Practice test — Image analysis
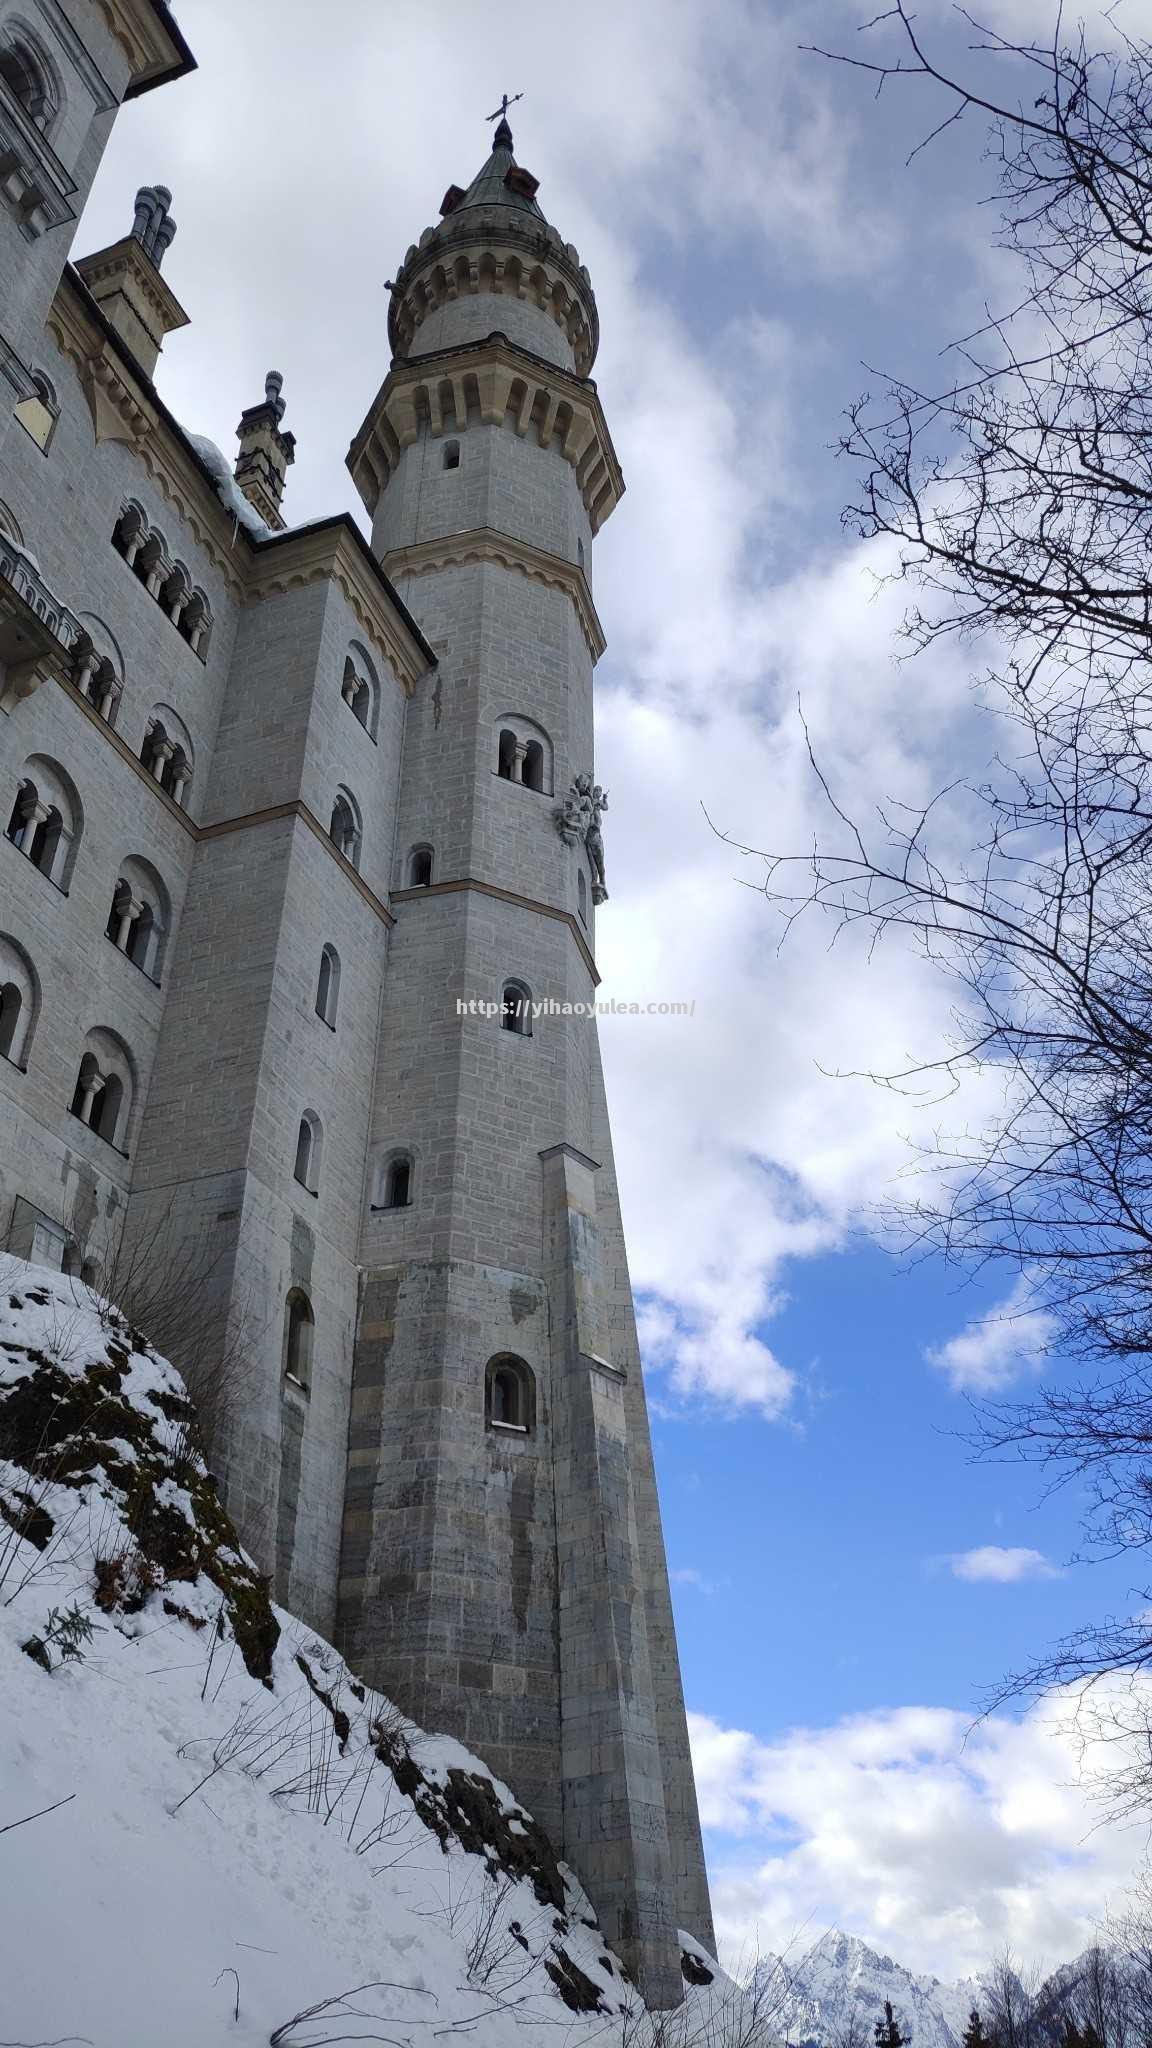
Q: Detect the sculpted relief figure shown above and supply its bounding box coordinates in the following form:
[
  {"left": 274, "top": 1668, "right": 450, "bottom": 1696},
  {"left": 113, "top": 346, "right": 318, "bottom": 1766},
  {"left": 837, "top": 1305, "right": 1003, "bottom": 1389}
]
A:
[{"left": 555, "top": 772, "right": 609, "bottom": 901}]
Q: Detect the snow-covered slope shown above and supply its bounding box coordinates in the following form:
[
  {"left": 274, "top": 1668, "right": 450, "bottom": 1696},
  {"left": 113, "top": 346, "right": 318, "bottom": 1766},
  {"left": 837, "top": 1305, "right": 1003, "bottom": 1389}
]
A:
[
  {"left": 0, "top": 1260, "right": 740, "bottom": 2048},
  {"left": 763, "top": 1931, "right": 984, "bottom": 2048}
]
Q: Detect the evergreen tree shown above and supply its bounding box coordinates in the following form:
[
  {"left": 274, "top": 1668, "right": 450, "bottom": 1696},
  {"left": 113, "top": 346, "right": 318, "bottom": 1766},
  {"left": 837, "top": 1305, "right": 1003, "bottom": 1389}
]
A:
[
  {"left": 964, "top": 2010, "right": 991, "bottom": 2048},
  {"left": 875, "top": 2003, "right": 910, "bottom": 2048}
]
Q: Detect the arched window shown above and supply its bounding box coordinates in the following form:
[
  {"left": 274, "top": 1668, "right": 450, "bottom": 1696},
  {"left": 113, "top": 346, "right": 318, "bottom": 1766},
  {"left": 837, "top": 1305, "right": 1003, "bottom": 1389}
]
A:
[
  {"left": 494, "top": 717, "right": 552, "bottom": 794},
  {"left": 68, "top": 1031, "right": 135, "bottom": 1150},
  {"left": 485, "top": 1355, "right": 535, "bottom": 1434},
  {"left": 407, "top": 845, "right": 433, "bottom": 888},
  {"left": 341, "top": 651, "right": 379, "bottom": 739},
  {"left": 95, "top": 1073, "right": 123, "bottom": 1142},
  {"left": 442, "top": 439, "right": 461, "bottom": 471},
  {"left": 112, "top": 502, "right": 146, "bottom": 566},
  {"left": 135, "top": 530, "right": 170, "bottom": 598},
  {"left": 81, "top": 1259, "right": 101, "bottom": 1289},
  {"left": 382, "top": 1154, "right": 412, "bottom": 1209},
  {"left": 294, "top": 1112, "right": 322, "bottom": 1194},
  {"left": 577, "top": 538, "right": 585, "bottom": 570},
  {"left": 161, "top": 562, "right": 192, "bottom": 629},
  {"left": 0, "top": 951, "right": 35, "bottom": 1069},
  {"left": 5, "top": 757, "right": 81, "bottom": 887},
  {"left": 141, "top": 711, "right": 193, "bottom": 809},
  {"left": 316, "top": 944, "right": 340, "bottom": 1026},
  {"left": 577, "top": 869, "right": 588, "bottom": 924},
  {"left": 104, "top": 858, "right": 170, "bottom": 979},
  {"left": 73, "top": 627, "right": 122, "bottom": 725},
  {"left": 181, "top": 590, "right": 211, "bottom": 657},
  {"left": 329, "top": 788, "right": 362, "bottom": 869},
  {"left": 283, "top": 1289, "right": 314, "bottom": 1391},
  {"left": 501, "top": 981, "right": 532, "bottom": 1036},
  {"left": 0, "top": 33, "right": 59, "bottom": 132},
  {"left": 0, "top": 981, "right": 21, "bottom": 1061}
]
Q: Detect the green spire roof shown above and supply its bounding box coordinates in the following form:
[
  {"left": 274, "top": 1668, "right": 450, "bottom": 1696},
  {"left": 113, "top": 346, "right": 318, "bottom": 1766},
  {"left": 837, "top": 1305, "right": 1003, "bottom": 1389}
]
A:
[{"left": 447, "top": 118, "right": 544, "bottom": 220}]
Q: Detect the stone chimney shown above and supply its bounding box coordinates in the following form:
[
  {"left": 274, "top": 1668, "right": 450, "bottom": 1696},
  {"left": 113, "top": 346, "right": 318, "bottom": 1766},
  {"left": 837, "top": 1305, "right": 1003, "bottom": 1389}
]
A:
[
  {"left": 74, "top": 185, "right": 189, "bottom": 380},
  {"left": 233, "top": 371, "right": 295, "bottom": 531}
]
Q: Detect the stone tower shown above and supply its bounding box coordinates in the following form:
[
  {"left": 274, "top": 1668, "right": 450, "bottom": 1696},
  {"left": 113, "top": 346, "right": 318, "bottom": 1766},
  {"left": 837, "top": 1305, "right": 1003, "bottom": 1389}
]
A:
[
  {"left": 0, "top": 1, "right": 712, "bottom": 2000},
  {"left": 337, "top": 118, "right": 714, "bottom": 2002}
]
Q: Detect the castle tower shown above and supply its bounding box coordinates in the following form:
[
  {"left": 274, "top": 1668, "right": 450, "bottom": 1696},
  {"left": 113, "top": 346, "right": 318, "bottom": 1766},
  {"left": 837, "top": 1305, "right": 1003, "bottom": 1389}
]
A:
[{"left": 339, "top": 115, "right": 714, "bottom": 2003}]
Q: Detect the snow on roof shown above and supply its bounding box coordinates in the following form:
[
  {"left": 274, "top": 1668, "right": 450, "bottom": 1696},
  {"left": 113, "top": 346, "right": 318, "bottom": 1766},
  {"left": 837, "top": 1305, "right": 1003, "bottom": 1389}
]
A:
[{"left": 186, "top": 431, "right": 276, "bottom": 541}]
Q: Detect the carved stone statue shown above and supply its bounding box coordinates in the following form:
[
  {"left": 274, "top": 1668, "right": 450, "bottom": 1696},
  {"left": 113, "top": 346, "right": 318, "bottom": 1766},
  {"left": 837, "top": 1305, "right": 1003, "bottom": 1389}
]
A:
[
  {"left": 554, "top": 772, "right": 609, "bottom": 901},
  {"left": 586, "top": 782, "right": 609, "bottom": 902}
]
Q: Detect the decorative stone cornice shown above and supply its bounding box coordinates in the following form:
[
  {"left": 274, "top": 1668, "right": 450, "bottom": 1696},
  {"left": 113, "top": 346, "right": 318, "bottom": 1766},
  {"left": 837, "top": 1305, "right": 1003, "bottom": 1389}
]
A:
[
  {"left": 47, "top": 277, "right": 247, "bottom": 597},
  {"left": 245, "top": 524, "right": 430, "bottom": 693},
  {"left": 390, "top": 875, "right": 599, "bottom": 984},
  {"left": 96, "top": 0, "right": 196, "bottom": 97},
  {"left": 390, "top": 231, "right": 597, "bottom": 377},
  {"left": 45, "top": 271, "right": 434, "bottom": 665},
  {"left": 383, "top": 525, "right": 606, "bottom": 665},
  {"left": 349, "top": 336, "right": 624, "bottom": 537}
]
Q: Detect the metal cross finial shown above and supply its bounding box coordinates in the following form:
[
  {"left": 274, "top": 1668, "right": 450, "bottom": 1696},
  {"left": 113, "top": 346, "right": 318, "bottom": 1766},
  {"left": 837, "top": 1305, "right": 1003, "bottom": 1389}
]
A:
[{"left": 487, "top": 92, "right": 523, "bottom": 124}]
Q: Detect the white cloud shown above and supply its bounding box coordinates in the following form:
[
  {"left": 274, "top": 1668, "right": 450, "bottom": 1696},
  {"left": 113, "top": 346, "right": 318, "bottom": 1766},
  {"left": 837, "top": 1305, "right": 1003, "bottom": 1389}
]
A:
[
  {"left": 926, "top": 1276, "right": 1057, "bottom": 1395},
  {"left": 671, "top": 1566, "right": 721, "bottom": 1595},
  {"left": 689, "top": 1686, "right": 1151, "bottom": 1980},
  {"left": 949, "top": 1547, "right": 1061, "bottom": 1584}
]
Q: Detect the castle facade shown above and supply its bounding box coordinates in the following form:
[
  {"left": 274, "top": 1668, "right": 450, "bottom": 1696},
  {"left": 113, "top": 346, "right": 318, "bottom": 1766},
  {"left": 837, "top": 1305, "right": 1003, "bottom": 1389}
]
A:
[{"left": 0, "top": 0, "right": 712, "bottom": 2002}]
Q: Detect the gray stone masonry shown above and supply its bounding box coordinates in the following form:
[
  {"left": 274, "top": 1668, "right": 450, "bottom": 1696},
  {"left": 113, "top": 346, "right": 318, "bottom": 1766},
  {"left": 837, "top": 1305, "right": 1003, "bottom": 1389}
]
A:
[{"left": 0, "top": 18, "right": 714, "bottom": 2004}]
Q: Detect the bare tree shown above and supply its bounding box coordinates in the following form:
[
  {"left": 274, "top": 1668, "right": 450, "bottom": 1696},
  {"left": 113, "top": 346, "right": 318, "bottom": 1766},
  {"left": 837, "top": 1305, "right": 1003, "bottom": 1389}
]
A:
[
  {"left": 983, "top": 1956, "right": 1044, "bottom": 2048},
  {"left": 742, "top": 7, "right": 1152, "bottom": 1740},
  {"left": 77, "top": 1197, "right": 262, "bottom": 1471}
]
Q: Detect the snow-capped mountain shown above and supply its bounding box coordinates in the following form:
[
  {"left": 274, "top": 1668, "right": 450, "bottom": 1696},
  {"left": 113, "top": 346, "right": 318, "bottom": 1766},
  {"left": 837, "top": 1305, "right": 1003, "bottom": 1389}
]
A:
[{"left": 763, "top": 1929, "right": 985, "bottom": 2048}]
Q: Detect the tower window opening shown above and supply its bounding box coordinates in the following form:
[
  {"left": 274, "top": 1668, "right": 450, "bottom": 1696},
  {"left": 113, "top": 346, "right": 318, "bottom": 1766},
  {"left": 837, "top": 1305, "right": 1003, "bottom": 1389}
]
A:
[
  {"left": 442, "top": 439, "right": 460, "bottom": 471},
  {"left": 342, "top": 657, "right": 377, "bottom": 736},
  {"left": 70, "top": 1056, "right": 124, "bottom": 1145},
  {"left": 316, "top": 944, "right": 340, "bottom": 1027},
  {"left": 69, "top": 1032, "right": 134, "bottom": 1149},
  {"left": 379, "top": 1155, "right": 412, "bottom": 1210},
  {"left": 501, "top": 981, "right": 532, "bottom": 1036},
  {"left": 407, "top": 845, "right": 433, "bottom": 888},
  {"left": 294, "top": 1112, "right": 322, "bottom": 1195},
  {"left": 6, "top": 761, "right": 80, "bottom": 887},
  {"left": 497, "top": 729, "right": 517, "bottom": 781},
  {"left": 522, "top": 741, "right": 544, "bottom": 793},
  {"left": 283, "top": 1289, "right": 314, "bottom": 1392},
  {"left": 577, "top": 869, "right": 588, "bottom": 924},
  {"left": 485, "top": 1354, "right": 535, "bottom": 1434},
  {"left": 329, "top": 789, "right": 362, "bottom": 869},
  {"left": 0, "top": 936, "right": 37, "bottom": 1067},
  {"left": 0, "top": 982, "right": 22, "bottom": 1062}
]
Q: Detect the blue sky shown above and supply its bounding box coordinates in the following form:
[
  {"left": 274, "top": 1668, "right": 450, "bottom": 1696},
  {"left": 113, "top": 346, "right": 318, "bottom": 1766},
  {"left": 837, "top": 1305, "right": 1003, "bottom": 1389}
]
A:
[{"left": 75, "top": 0, "right": 1152, "bottom": 1979}]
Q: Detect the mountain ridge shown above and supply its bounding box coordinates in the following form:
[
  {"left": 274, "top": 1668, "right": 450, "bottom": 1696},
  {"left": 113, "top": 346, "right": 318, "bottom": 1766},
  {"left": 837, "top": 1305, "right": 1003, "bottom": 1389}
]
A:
[{"left": 762, "top": 1927, "right": 996, "bottom": 2048}]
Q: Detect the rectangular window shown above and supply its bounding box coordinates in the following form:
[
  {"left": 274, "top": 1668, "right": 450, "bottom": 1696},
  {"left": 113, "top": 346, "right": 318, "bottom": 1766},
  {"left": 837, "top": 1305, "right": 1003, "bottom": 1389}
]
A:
[{"left": 13, "top": 393, "right": 56, "bottom": 453}]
